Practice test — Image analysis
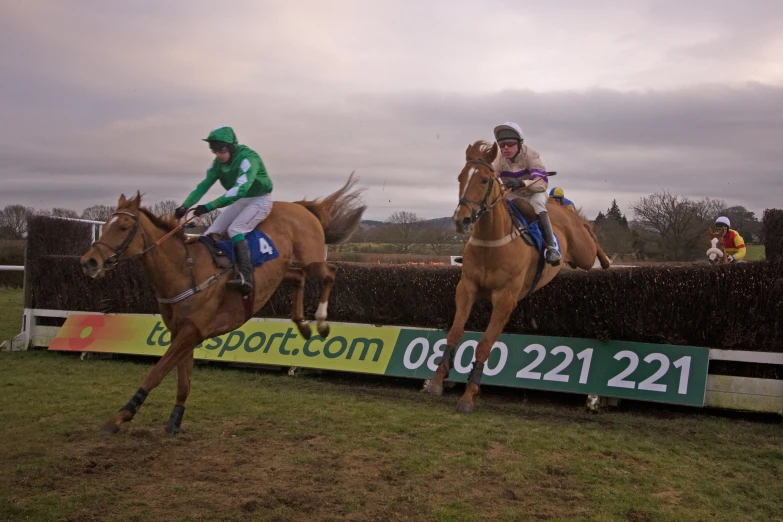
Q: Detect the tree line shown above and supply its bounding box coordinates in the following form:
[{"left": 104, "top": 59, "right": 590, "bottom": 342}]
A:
[
  {"left": 0, "top": 201, "right": 220, "bottom": 239},
  {"left": 0, "top": 191, "right": 764, "bottom": 261},
  {"left": 593, "top": 193, "right": 762, "bottom": 261}
]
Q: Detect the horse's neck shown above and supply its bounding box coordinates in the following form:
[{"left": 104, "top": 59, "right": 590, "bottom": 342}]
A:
[
  {"left": 472, "top": 199, "right": 512, "bottom": 241},
  {"left": 137, "top": 217, "right": 193, "bottom": 297}
]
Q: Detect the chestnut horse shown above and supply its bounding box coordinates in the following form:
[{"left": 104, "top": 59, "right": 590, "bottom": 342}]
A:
[
  {"left": 80, "top": 174, "right": 365, "bottom": 434},
  {"left": 423, "top": 141, "right": 611, "bottom": 412},
  {"left": 706, "top": 229, "right": 727, "bottom": 265}
]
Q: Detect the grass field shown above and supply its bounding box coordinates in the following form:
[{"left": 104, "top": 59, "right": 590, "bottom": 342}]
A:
[
  {"left": 745, "top": 244, "right": 766, "bottom": 261},
  {"left": 0, "top": 287, "right": 23, "bottom": 342},
  {"left": 1, "top": 350, "right": 782, "bottom": 522}
]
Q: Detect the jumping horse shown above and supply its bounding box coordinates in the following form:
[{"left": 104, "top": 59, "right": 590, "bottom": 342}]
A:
[
  {"left": 423, "top": 141, "right": 612, "bottom": 412},
  {"left": 80, "top": 174, "right": 366, "bottom": 433}
]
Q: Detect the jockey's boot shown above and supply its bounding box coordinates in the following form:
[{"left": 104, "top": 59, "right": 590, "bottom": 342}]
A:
[
  {"left": 538, "top": 211, "right": 561, "bottom": 266},
  {"left": 227, "top": 239, "right": 254, "bottom": 296}
]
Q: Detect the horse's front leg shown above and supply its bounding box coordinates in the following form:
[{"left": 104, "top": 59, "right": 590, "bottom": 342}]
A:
[
  {"left": 165, "top": 352, "right": 194, "bottom": 435},
  {"left": 102, "top": 325, "right": 201, "bottom": 434},
  {"left": 456, "top": 289, "right": 517, "bottom": 413},
  {"left": 423, "top": 278, "right": 477, "bottom": 396}
]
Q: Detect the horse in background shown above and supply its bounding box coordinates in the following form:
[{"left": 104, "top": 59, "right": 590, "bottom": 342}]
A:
[{"left": 706, "top": 228, "right": 727, "bottom": 265}]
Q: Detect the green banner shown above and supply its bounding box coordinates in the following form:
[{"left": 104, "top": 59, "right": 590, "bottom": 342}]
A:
[
  {"left": 386, "top": 330, "right": 709, "bottom": 406},
  {"left": 51, "top": 314, "right": 709, "bottom": 406}
]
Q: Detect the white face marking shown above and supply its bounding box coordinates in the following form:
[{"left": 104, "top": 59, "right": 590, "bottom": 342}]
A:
[{"left": 109, "top": 216, "right": 118, "bottom": 226}]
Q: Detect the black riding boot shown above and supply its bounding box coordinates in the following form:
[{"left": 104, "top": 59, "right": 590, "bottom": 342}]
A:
[
  {"left": 537, "top": 212, "right": 561, "bottom": 266},
  {"left": 227, "top": 239, "right": 254, "bottom": 296}
]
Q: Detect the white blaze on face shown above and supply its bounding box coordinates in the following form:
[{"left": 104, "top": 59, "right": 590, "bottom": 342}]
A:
[{"left": 455, "top": 168, "right": 479, "bottom": 214}]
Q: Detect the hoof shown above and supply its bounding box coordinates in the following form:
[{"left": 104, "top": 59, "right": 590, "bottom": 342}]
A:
[
  {"left": 422, "top": 380, "right": 443, "bottom": 396},
  {"left": 296, "top": 321, "right": 312, "bottom": 340},
  {"left": 100, "top": 422, "right": 120, "bottom": 435},
  {"left": 455, "top": 400, "right": 474, "bottom": 414},
  {"left": 165, "top": 424, "right": 184, "bottom": 435},
  {"left": 317, "top": 322, "right": 330, "bottom": 338}
]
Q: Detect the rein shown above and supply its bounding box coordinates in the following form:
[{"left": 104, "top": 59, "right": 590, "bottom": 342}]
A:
[{"left": 91, "top": 210, "right": 229, "bottom": 304}]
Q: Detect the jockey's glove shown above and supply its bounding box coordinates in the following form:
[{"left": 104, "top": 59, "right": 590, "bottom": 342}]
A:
[
  {"left": 728, "top": 255, "right": 735, "bottom": 263},
  {"left": 193, "top": 205, "right": 210, "bottom": 217},
  {"left": 174, "top": 206, "right": 187, "bottom": 219},
  {"left": 504, "top": 179, "right": 528, "bottom": 191}
]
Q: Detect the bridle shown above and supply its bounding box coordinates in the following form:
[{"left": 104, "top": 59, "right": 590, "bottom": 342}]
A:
[
  {"left": 91, "top": 211, "right": 196, "bottom": 272},
  {"left": 458, "top": 159, "right": 508, "bottom": 224}
]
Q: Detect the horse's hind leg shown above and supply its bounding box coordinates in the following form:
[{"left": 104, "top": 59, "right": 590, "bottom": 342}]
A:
[
  {"left": 303, "top": 261, "right": 337, "bottom": 338},
  {"left": 584, "top": 223, "right": 612, "bottom": 269},
  {"left": 456, "top": 289, "right": 516, "bottom": 414},
  {"left": 165, "top": 352, "right": 194, "bottom": 435},
  {"left": 101, "top": 325, "right": 200, "bottom": 434},
  {"left": 284, "top": 267, "right": 312, "bottom": 339}
]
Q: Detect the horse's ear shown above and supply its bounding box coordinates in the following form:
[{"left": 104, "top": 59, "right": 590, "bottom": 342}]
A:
[
  {"left": 465, "top": 144, "right": 472, "bottom": 160},
  {"left": 118, "top": 194, "right": 127, "bottom": 207}
]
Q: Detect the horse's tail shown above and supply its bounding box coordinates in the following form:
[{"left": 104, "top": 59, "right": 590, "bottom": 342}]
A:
[{"left": 294, "top": 172, "right": 367, "bottom": 245}]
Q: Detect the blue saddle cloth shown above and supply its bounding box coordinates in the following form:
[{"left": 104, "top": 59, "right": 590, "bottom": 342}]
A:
[
  {"left": 214, "top": 229, "right": 280, "bottom": 267},
  {"left": 506, "top": 201, "right": 561, "bottom": 255}
]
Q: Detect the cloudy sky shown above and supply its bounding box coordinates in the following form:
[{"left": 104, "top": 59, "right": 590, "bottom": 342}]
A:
[{"left": 1, "top": 0, "right": 782, "bottom": 221}]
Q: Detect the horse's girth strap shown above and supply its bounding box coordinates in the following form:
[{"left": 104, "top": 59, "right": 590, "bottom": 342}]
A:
[
  {"left": 156, "top": 268, "right": 232, "bottom": 304},
  {"left": 467, "top": 229, "right": 520, "bottom": 247}
]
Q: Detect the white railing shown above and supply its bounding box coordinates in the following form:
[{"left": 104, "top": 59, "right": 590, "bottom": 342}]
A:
[{"left": 45, "top": 216, "right": 105, "bottom": 242}]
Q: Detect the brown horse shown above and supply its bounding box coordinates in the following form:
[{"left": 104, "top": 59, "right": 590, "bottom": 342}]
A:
[
  {"left": 423, "top": 141, "right": 611, "bottom": 412},
  {"left": 80, "top": 174, "right": 365, "bottom": 434},
  {"left": 706, "top": 228, "right": 727, "bottom": 265}
]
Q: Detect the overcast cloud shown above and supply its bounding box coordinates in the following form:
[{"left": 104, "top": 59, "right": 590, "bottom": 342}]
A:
[{"left": 1, "top": 0, "right": 782, "bottom": 220}]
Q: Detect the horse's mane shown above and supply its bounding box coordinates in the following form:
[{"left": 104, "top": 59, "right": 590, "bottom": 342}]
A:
[
  {"left": 138, "top": 206, "right": 186, "bottom": 240},
  {"left": 465, "top": 140, "right": 496, "bottom": 162}
]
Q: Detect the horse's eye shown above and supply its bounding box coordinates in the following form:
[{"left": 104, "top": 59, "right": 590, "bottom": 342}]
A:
[
  {"left": 481, "top": 178, "right": 489, "bottom": 184},
  {"left": 119, "top": 224, "right": 129, "bottom": 232}
]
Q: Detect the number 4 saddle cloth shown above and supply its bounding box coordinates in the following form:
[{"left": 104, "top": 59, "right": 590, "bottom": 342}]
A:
[{"left": 199, "top": 229, "right": 279, "bottom": 269}]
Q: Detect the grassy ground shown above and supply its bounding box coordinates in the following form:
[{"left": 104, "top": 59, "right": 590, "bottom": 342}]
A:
[
  {"left": 1, "top": 351, "right": 781, "bottom": 522},
  {"left": 0, "top": 287, "right": 23, "bottom": 342},
  {"left": 745, "top": 244, "right": 766, "bottom": 261}
]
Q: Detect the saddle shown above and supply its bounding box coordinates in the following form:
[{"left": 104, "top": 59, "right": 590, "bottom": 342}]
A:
[
  {"left": 507, "top": 199, "right": 540, "bottom": 250},
  {"left": 197, "top": 234, "right": 233, "bottom": 270}
]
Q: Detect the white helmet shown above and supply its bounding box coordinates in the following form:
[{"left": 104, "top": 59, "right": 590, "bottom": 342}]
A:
[
  {"left": 715, "top": 216, "right": 731, "bottom": 228},
  {"left": 494, "top": 122, "right": 524, "bottom": 142}
]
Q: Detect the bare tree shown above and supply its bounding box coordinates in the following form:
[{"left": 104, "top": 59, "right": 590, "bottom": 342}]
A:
[
  {"left": 420, "top": 224, "right": 455, "bottom": 255},
  {"left": 198, "top": 209, "right": 221, "bottom": 227},
  {"left": 81, "top": 205, "right": 115, "bottom": 221},
  {"left": 51, "top": 208, "right": 79, "bottom": 218},
  {"left": 149, "top": 200, "right": 180, "bottom": 217},
  {"left": 0, "top": 205, "right": 34, "bottom": 238},
  {"left": 630, "top": 191, "right": 720, "bottom": 261},
  {"left": 384, "top": 211, "right": 424, "bottom": 253}
]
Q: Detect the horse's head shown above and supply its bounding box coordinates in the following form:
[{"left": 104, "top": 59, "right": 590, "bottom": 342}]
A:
[
  {"left": 706, "top": 228, "right": 725, "bottom": 265},
  {"left": 80, "top": 192, "right": 146, "bottom": 279},
  {"left": 453, "top": 140, "right": 501, "bottom": 234}
]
